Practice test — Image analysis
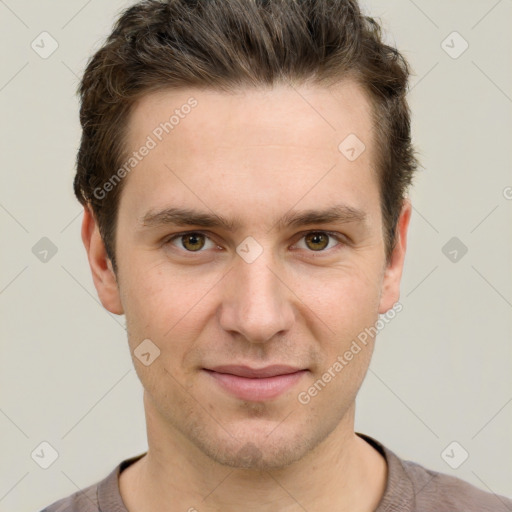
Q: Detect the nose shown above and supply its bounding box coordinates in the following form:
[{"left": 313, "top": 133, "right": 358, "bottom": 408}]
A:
[{"left": 217, "top": 250, "right": 295, "bottom": 344}]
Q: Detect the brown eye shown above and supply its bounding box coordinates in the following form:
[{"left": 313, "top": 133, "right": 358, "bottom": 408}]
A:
[
  {"left": 165, "top": 231, "right": 219, "bottom": 255},
  {"left": 180, "top": 233, "right": 206, "bottom": 251},
  {"left": 304, "top": 232, "right": 330, "bottom": 251}
]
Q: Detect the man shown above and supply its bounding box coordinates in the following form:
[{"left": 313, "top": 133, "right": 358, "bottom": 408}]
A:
[{"left": 41, "top": 0, "right": 511, "bottom": 510}]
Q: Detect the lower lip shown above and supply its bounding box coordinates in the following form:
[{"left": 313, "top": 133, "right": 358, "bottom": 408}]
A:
[{"left": 204, "top": 370, "right": 307, "bottom": 402}]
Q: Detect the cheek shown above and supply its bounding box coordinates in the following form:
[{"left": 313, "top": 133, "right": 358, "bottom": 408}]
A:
[
  {"left": 121, "top": 272, "right": 169, "bottom": 338},
  {"left": 292, "top": 261, "right": 383, "bottom": 341},
  {"left": 300, "top": 271, "right": 380, "bottom": 406},
  {"left": 121, "top": 271, "right": 200, "bottom": 398},
  {"left": 120, "top": 260, "right": 215, "bottom": 362},
  {"left": 340, "top": 273, "right": 382, "bottom": 335}
]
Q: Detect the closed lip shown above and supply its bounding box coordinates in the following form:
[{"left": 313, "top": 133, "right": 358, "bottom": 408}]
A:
[{"left": 204, "top": 365, "right": 305, "bottom": 378}]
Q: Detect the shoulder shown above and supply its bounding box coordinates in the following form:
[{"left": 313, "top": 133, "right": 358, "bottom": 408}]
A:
[
  {"left": 37, "top": 453, "right": 146, "bottom": 512},
  {"left": 358, "top": 433, "right": 512, "bottom": 512},
  {"left": 398, "top": 455, "right": 512, "bottom": 511},
  {"left": 38, "top": 482, "right": 100, "bottom": 512}
]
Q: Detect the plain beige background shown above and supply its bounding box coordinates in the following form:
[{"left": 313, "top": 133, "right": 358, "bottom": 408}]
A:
[{"left": 0, "top": 1, "right": 511, "bottom": 511}]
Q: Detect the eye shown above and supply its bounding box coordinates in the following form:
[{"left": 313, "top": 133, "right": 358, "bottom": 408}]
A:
[
  {"left": 166, "top": 232, "right": 217, "bottom": 252},
  {"left": 294, "top": 231, "right": 345, "bottom": 253},
  {"left": 164, "top": 230, "right": 345, "bottom": 254}
]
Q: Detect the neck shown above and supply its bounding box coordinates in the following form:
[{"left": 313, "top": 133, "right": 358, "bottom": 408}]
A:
[{"left": 120, "top": 396, "right": 387, "bottom": 512}]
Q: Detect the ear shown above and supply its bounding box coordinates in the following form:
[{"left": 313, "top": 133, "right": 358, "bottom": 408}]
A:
[
  {"left": 81, "top": 206, "right": 124, "bottom": 315},
  {"left": 378, "top": 198, "right": 412, "bottom": 314}
]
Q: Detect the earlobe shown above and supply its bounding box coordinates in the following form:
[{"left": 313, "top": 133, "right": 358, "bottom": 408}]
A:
[
  {"left": 378, "top": 198, "right": 412, "bottom": 315},
  {"left": 81, "top": 206, "right": 124, "bottom": 315}
]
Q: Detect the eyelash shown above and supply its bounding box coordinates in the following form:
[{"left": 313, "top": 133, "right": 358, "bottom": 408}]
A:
[{"left": 163, "top": 230, "right": 347, "bottom": 256}]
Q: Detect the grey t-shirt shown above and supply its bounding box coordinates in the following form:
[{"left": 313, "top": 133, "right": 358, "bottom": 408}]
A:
[{"left": 40, "top": 433, "right": 512, "bottom": 512}]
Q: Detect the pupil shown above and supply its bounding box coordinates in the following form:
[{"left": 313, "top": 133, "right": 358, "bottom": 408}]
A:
[
  {"left": 308, "top": 233, "right": 327, "bottom": 251},
  {"left": 184, "top": 234, "right": 203, "bottom": 251}
]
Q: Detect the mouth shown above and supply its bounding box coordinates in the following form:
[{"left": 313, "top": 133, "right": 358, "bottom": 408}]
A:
[{"left": 202, "top": 365, "right": 308, "bottom": 402}]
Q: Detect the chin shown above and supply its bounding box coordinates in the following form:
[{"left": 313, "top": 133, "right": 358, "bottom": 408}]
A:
[
  {"left": 190, "top": 421, "right": 323, "bottom": 471},
  {"left": 207, "top": 441, "right": 306, "bottom": 471}
]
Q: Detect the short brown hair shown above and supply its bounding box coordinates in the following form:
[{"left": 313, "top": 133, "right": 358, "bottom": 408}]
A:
[{"left": 75, "top": 0, "right": 419, "bottom": 272}]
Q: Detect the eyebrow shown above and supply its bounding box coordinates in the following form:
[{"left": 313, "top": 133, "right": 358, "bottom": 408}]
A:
[{"left": 139, "top": 204, "right": 367, "bottom": 232}]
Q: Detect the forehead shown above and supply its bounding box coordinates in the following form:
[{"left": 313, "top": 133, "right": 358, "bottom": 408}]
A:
[
  {"left": 127, "top": 80, "right": 374, "bottom": 157},
  {"left": 119, "top": 80, "right": 379, "bottom": 229}
]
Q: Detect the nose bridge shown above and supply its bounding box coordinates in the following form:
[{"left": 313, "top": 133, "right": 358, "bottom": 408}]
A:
[{"left": 218, "top": 245, "right": 294, "bottom": 344}]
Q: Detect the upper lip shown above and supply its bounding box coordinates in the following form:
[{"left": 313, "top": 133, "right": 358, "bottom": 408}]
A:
[{"left": 205, "top": 365, "right": 304, "bottom": 378}]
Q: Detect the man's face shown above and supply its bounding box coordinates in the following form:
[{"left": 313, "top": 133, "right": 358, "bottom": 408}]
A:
[{"left": 87, "top": 80, "right": 409, "bottom": 470}]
